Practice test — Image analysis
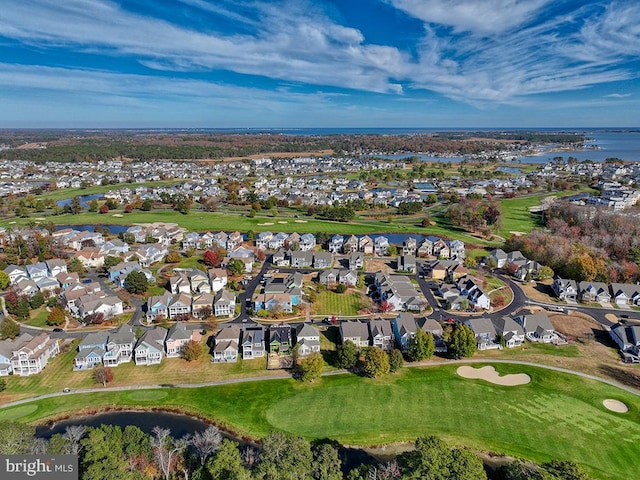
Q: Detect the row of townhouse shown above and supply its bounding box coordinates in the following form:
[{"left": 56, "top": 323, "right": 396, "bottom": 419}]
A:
[
  {"left": 107, "top": 260, "right": 155, "bottom": 287},
  {"left": 552, "top": 277, "right": 640, "bottom": 306},
  {"left": 255, "top": 232, "right": 317, "bottom": 251},
  {"left": 182, "top": 230, "right": 243, "bottom": 251},
  {"left": 374, "top": 272, "right": 429, "bottom": 312},
  {"left": 328, "top": 235, "right": 389, "bottom": 256},
  {"left": 339, "top": 314, "right": 446, "bottom": 353},
  {"left": 124, "top": 223, "right": 186, "bottom": 246},
  {"left": 488, "top": 249, "right": 542, "bottom": 281},
  {"left": 51, "top": 228, "right": 105, "bottom": 251},
  {"left": 438, "top": 275, "right": 491, "bottom": 311},
  {"left": 5, "top": 259, "right": 69, "bottom": 297},
  {"left": 251, "top": 272, "right": 303, "bottom": 313},
  {"left": 464, "top": 313, "right": 561, "bottom": 350},
  {"left": 74, "top": 322, "right": 196, "bottom": 369},
  {"left": 0, "top": 332, "right": 60, "bottom": 376},
  {"left": 212, "top": 323, "right": 321, "bottom": 363},
  {"left": 272, "top": 249, "right": 333, "bottom": 269},
  {"left": 168, "top": 268, "right": 228, "bottom": 295},
  {"left": 146, "top": 289, "right": 237, "bottom": 322},
  {"left": 74, "top": 242, "right": 168, "bottom": 271}
]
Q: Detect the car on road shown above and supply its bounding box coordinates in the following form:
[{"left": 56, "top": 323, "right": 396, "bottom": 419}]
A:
[
  {"left": 621, "top": 314, "right": 629, "bottom": 319},
  {"left": 52, "top": 328, "right": 64, "bottom": 332},
  {"left": 62, "top": 388, "right": 71, "bottom": 393}
]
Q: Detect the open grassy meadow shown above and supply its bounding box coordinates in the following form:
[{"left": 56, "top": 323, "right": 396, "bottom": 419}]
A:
[
  {"left": 310, "top": 290, "right": 369, "bottom": 316},
  {"left": 0, "top": 364, "right": 638, "bottom": 479}
]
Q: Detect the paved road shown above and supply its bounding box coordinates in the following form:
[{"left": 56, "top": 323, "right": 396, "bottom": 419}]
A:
[{"left": 1, "top": 358, "right": 637, "bottom": 411}]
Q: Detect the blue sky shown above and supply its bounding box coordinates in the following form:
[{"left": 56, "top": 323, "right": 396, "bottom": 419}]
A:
[{"left": 0, "top": 0, "right": 639, "bottom": 128}]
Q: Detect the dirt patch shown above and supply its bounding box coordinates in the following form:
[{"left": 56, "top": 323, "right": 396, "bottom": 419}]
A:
[
  {"left": 549, "top": 312, "right": 603, "bottom": 341},
  {"left": 602, "top": 399, "right": 629, "bottom": 413},
  {"left": 519, "top": 281, "right": 558, "bottom": 304},
  {"left": 456, "top": 365, "right": 531, "bottom": 386},
  {"left": 365, "top": 259, "right": 394, "bottom": 274}
]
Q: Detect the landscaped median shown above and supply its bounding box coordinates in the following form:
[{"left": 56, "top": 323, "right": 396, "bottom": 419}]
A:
[{"left": 0, "top": 363, "right": 638, "bottom": 480}]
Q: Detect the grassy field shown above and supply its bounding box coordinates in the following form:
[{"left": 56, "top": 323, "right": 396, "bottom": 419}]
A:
[
  {"left": 310, "top": 290, "right": 368, "bottom": 316},
  {"left": 22, "top": 306, "right": 50, "bottom": 328},
  {"left": 1, "top": 364, "right": 638, "bottom": 479}
]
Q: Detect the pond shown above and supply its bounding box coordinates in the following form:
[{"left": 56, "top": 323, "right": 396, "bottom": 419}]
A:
[
  {"left": 56, "top": 194, "right": 105, "bottom": 209},
  {"left": 55, "top": 224, "right": 130, "bottom": 235}
]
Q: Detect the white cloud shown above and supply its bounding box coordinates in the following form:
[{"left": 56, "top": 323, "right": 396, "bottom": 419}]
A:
[
  {"left": 604, "top": 93, "right": 631, "bottom": 98},
  {"left": 389, "top": 0, "right": 551, "bottom": 35}
]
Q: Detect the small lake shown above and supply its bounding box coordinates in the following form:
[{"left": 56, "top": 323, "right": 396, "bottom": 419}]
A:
[
  {"left": 56, "top": 193, "right": 104, "bottom": 209},
  {"left": 55, "top": 224, "right": 129, "bottom": 235},
  {"left": 495, "top": 166, "right": 522, "bottom": 174}
]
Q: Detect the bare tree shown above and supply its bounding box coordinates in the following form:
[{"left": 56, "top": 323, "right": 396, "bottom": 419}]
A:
[
  {"left": 62, "top": 425, "right": 86, "bottom": 455},
  {"left": 30, "top": 437, "right": 48, "bottom": 455},
  {"left": 241, "top": 445, "right": 260, "bottom": 470},
  {"left": 151, "top": 427, "right": 191, "bottom": 480},
  {"left": 191, "top": 426, "right": 222, "bottom": 466}
]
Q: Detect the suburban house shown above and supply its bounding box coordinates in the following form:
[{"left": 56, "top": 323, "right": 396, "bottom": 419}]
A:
[
  {"left": 169, "top": 274, "right": 191, "bottom": 295},
  {"left": 342, "top": 235, "right": 359, "bottom": 253},
  {"left": 146, "top": 293, "right": 172, "bottom": 322},
  {"left": 0, "top": 341, "right": 13, "bottom": 376},
  {"left": 134, "top": 327, "right": 168, "bottom": 366},
  {"left": 514, "top": 313, "right": 559, "bottom": 344},
  {"left": 465, "top": 318, "right": 500, "bottom": 350},
  {"left": 340, "top": 320, "right": 370, "bottom": 349},
  {"left": 369, "top": 319, "right": 394, "bottom": 351},
  {"left": 421, "top": 318, "right": 447, "bottom": 352},
  {"left": 45, "top": 259, "right": 67, "bottom": 278},
  {"left": 213, "top": 289, "right": 236, "bottom": 317},
  {"left": 488, "top": 248, "right": 508, "bottom": 268},
  {"left": 103, "top": 324, "right": 136, "bottom": 367},
  {"left": 168, "top": 293, "right": 192, "bottom": 319},
  {"left": 226, "top": 231, "right": 243, "bottom": 251},
  {"left": 313, "top": 252, "right": 333, "bottom": 269},
  {"left": 610, "top": 283, "right": 640, "bottom": 306},
  {"left": 348, "top": 252, "right": 364, "bottom": 270},
  {"left": 268, "top": 325, "right": 293, "bottom": 355},
  {"left": 295, "top": 323, "right": 321, "bottom": 356},
  {"left": 213, "top": 325, "right": 240, "bottom": 363},
  {"left": 74, "top": 248, "right": 105, "bottom": 269},
  {"left": 359, "top": 235, "right": 374, "bottom": 254},
  {"left": 374, "top": 272, "right": 428, "bottom": 312},
  {"left": 208, "top": 268, "right": 228, "bottom": 293},
  {"left": 74, "top": 331, "right": 108, "bottom": 370},
  {"left": 290, "top": 251, "right": 313, "bottom": 268},
  {"left": 447, "top": 240, "right": 466, "bottom": 260},
  {"left": 397, "top": 254, "right": 417, "bottom": 273},
  {"left": 403, "top": 237, "right": 418, "bottom": 256},
  {"left": 578, "top": 281, "right": 612, "bottom": 303},
  {"left": 552, "top": 277, "right": 578, "bottom": 301},
  {"left": 374, "top": 236, "right": 389, "bottom": 256},
  {"left": 299, "top": 233, "right": 317, "bottom": 251},
  {"left": 4, "top": 265, "right": 27, "bottom": 284},
  {"left": 328, "top": 234, "right": 344, "bottom": 253},
  {"left": 493, "top": 317, "right": 525, "bottom": 348},
  {"left": 242, "top": 327, "right": 265, "bottom": 359},
  {"left": 192, "top": 292, "right": 214, "bottom": 318},
  {"left": 255, "top": 231, "right": 273, "bottom": 250},
  {"left": 392, "top": 312, "right": 417, "bottom": 352},
  {"left": 9, "top": 332, "right": 60, "bottom": 376},
  {"left": 78, "top": 295, "right": 124, "bottom": 322},
  {"left": 609, "top": 322, "right": 640, "bottom": 362},
  {"left": 165, "top": 322, "right": 193, "bottom": 358}
]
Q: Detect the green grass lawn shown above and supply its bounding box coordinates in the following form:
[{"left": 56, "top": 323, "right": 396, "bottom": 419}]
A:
[
  {"left": 311, "top": 289, "right": 367, "bottom": 316},
  {"left": 22, "top": 306, "right": 50, "bottom": 328},
  {"left": 1, "top": 364, "right": 638, "bottom": 479}
]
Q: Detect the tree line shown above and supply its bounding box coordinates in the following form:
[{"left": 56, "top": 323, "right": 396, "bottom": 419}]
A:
[{"left": 0, "top": 421, "right": 591, "bottom": 480}]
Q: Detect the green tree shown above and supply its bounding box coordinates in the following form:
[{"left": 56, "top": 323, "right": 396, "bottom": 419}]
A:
[
  {"left": 67, "top": 257, "right": 86, "bottom": 274},
  {"left": 80, "top": 425, "right": 131, "bottom": 480},
  {"left": 537, "top": 265, "right": 554, "bottom": 281},
  {"left": 312, "top": 442, "right": 343, "bottom": 480},
  {"left": 0, "top": 317, "right": 21, "bottom": 340},
  {"left": 295, "top": 352, "right": 324, "bottom": 382},
  {"left": 0, "top": 421, "right": 36, "bottom": 454},
  {"left": 124, "top": 270, "right": 148, "bottom": 295},
  {"left": 448, "top": 324, "right": 477, "bottom": 359},
  {"left": 336, "top": 340, "right": 358, "bottom": 369},
  {"left": 398, "top": 436, "right": 453, "bottom": 480},
  {"left": 206, "top": 439, "right": 250, "bottom": 480},
  {"left": 0, "top": 270, "right": 10, "bottom": 290},
  {"left": 70, "top": 196, "right": 83, "bottom": 215},
  {"left": 388, "top": 348, "right": 404, "bottom": 373},
  {"left": 361, "top": 346, "right": 390, "bottom": 378},
  {"left": 335, "top": 283, "right": 347, "bottom": 293},
  {"left": 182, "top": 340, "right": 203, "bottom": 361},
  {"left": 28, "top": 291, "right": 45, "bottom": 309},
  {"left": 103, "top": 255, "right": 122, "bottom": 271},
  {"left": 407, "top": 329, "right": 435, "bottom": 361},
  {"left": 165, "top": 251, "right": 181, "bottom": 263},
  {"left": 542, "top": 460, "right": 591, "bottom": 480},
  {"left": 449, "top": 448, "right": 487, "bottom": 480},
  {"left": 141, "top": 198, "right": 153, "bottom": 211},
  {"left": 93, "top": 365, "right": 114, "bottom": 387},
  {"left": 254, "top": 432, "right": 313, "bottom": 480},
  {"left": 88, "top": 199, "right": 99, "bottom": 212},
  {"left": 227, "top": 258, "right": 245, "bottom": 276}
]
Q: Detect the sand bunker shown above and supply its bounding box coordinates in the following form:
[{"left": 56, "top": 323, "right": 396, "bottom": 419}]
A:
[
  {"left": 278, "top": 221, "right": 288, "bottom": 224},
  {"left": 294, "top": 220, "right": 308, "bottom": 223},
  {"left": 257, "top": 222, "right": 274, "bottom": 226},
  {"left": 457, "top": 365, "right": 531, "bottom": 386},
  {"left": 603, "top": 399, "right": 629, "bottom": 413},
  {"left": 112, "top": 214, "right": 123, "bottom": 217}
]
